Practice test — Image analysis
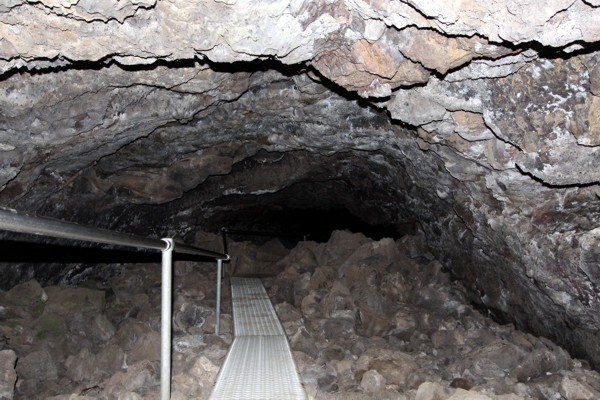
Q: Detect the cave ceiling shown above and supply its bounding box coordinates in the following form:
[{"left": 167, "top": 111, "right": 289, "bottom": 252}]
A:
[{"left": 1, "top": 0, "right": 600, "bottom": 369}]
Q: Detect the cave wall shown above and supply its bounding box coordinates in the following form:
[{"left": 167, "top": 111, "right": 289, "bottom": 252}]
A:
[{"left": 1, "top": 0, "right": 600, "bottom": 369}]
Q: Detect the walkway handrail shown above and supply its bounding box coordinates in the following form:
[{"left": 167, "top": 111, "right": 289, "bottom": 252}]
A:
[
  {"left": 0, "top": 207, "right": 228, "bottom": 260},
  {"left": 0, "top": 207, "right": 229, "bottom": 400}
]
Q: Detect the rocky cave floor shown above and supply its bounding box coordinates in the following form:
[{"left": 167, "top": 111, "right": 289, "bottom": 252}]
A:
[{"left": 1, "top": 230, "right": 599, "bottom": 400}]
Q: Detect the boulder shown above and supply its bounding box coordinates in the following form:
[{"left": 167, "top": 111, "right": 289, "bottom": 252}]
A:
[
  {"left": 396, "top": 232, "right": 435, "bottom": 261},
  {"left": 281, "top": 244, "right": 319, "bottom": 274},
  {"left": 196, "top": 334, "right": 230, "bottom": 363},
  {"left": 320, "top": 281, "right": 355, "bottom": 321},
  {"left": 350, "top": 285, "right": 384, "bottom": 312},
  {"left": 328, "top": 359, "right": 356, "bottom": 391},
  {"left": 446, "top": 389, "right": 492, "bottom": 399},
  {"left": 109, "top": 265, "right": 161, "bottom": 304},
  {"left": 95, "top": 344, "right": 126, "bottom": 376},
  {"left": 559, "top": 376, "right": 600, "bottom": 400},
  {"left": 390, "top": 307, "right": 418, "bottom": 339},
  {"left": 323, "top": 318, "right": 356, "bottom": 340},
  {"left": 16, "top": 350, "right": 58, "bottom": 381},
  {"left": 190, "top": 356, "right": 220, "bottom": 385},
  {"left": 356, "top": 305, "right": 395, "bottom": 338},
  {"left": 0, "top": 350, "right": 17, "bottom": 400},
  {"left": 496, "top": 395, "right": 525, "bottom": 400},
  {"left": 431, "top": 328, "right": 467, "bottom": 348},
  {"left": 6, "top": 280, "right": 45, "bottom": 308},
  {"left": 32, "top": 313, "right": 67, "bottom": 341},
  {"left": 293, "top": 351, "right": 315, "bottom": 374},
  {"left": 314, "top": 230, "right": 369, "bottom": 268},
  {"left": 300, "top": 291, "right": 320, "bottom": 319},
  {"left": 43, "top": 286, "right": 106, "bottom": 321},
  {"left": 455, "top": 340, "right": 525, "bottom": 379},
  {"left": 173, "top": 300, "right": 214, "bottom": 334},
  {"left": 512, "top": 345, "right": 572, "bottom": 382},
  {"left": 68, "top": 313, "right": 115, "bottom": 343},
  {"left": 117, "top": 393, "right": 144, "bottom": 400},
  {"left": 289, "top": 326, "right": 320, "bottom": 359},
  {"left": 65, "top": 348, "right": 97, "bottom": 382},
  {"left": 380, "top": 270, "right": 409, "bottom": 303},
  {"left": 171, "top": 372, "right": 203, "bottom": 398},
  {"left": 275, "top": 302, "right": 303, "bottom": 323},
  {"left": 355, "top": 349, "right": 418, "bottom": 387},
  {"left": 128, "top": 331, "right": 160, "bottom": 364},
  {"left": 243, "top": 239, "right": 290, "bottom": 276},
  {"left": 407, "top": 368, "right": 443, "bottom": 391},
  {"left": 310, "top": 266, "right": 338, "bottom": 292},
  {"left": 415, "top": 382, "right": 449, "bottom": 400},
  {"left": 301, "top": 363, "right": 338, "bottom": 393},
  {"left": 270, "top": 267, "right": 300, "bottom": 305},
  {"left": 202, "top": 314, "right": 232, "bottom": 334},
  {"left": 102, "top": 360, "right": 159, "bottom": 395},
  {"left": 339, "top": 238, "right": 398, "bottom": 278},
  {"left": 109, "top": 319, "right": 153, "bottom": 353},
  {"left": 360, "top": 369, "right": 386, "bottom": 394},
  {"left": 293, "top": 272, "right": 312, "bottom": 308}
]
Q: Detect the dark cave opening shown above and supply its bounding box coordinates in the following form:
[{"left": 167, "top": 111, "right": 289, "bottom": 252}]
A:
[
  {"left": 0, "top": 199, "right": 411, "bottom": 290},
  {"left": 204, "top": 206, "right": 408, "bottom": 247}
]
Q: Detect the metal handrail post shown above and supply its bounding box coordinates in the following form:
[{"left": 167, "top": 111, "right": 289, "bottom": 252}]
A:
[
  {"left": 161, "top": 239, "right": 174, "bottom": 400},
  {"left": 221, "top": 228, "right": 228, "bottom": 278},
  {"left": 216, "top": 259, "right": 222, "bottom": 335},
  {"left": 221, "top": 228, "right": 229, "bottom": 255}
]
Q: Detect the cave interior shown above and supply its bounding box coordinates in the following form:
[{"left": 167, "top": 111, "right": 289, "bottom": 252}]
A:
[{"left": 1, "top": 0, "right": 600, "bottom": 398}]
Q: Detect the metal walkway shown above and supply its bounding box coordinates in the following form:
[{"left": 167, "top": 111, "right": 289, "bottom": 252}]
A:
[{"left": 209, "top": 277, "right": 307, "bottom": 400}]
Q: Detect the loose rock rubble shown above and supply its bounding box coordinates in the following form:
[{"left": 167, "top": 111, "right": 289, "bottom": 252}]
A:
[
  {"left": 260, "top": 231, "right": 600, "bottom": 400},
  {"left": 2, "top": 0, "right": 600, "bottom": 375},
  {"left": 1, "top": 230, "right": 599, "bottom": 400},
  {"left": 0, "top": 257, "right": 232, "bottom": 400}
]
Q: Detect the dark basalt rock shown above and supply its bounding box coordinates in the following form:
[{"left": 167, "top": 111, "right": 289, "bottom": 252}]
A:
[{"left": 1, "top": 0, "right": 600, "bottom": 376}]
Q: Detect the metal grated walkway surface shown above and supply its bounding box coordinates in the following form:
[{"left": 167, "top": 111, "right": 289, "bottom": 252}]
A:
[
  {"left": 209, "top": 277, "right": 307, "bottom": 400},
  {"left": 230, "top": 277, "right": 285, "bottom": 336}
]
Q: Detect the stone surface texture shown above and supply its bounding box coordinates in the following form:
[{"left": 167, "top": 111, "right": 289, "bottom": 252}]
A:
[
  {"left": 3, "top": 233, "right": 600, "bottom": 399},
  {"left": 0, "top": 350, "right": 17, "bottom": 400},
  {"left": 1, "top": 0, "right": 600, "bottom": 376}
]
